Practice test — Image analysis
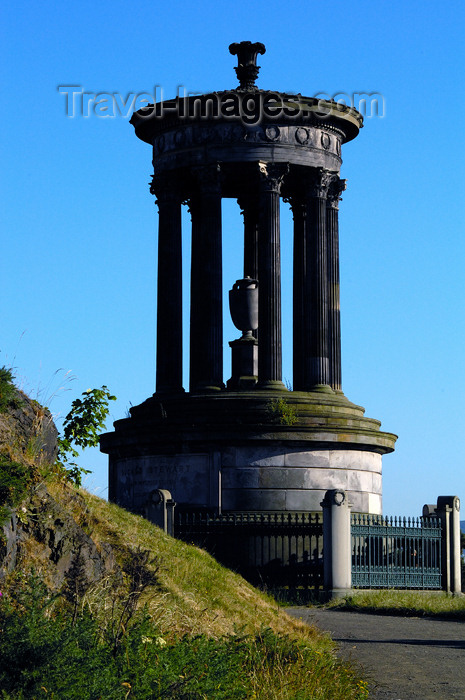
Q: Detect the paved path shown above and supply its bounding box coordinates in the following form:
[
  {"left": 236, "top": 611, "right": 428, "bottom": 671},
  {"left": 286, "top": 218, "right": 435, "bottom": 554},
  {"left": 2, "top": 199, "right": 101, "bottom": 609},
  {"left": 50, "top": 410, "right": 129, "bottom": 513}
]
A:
[{"left": 287, "top": 608, "right": 465, "bottom": 699}]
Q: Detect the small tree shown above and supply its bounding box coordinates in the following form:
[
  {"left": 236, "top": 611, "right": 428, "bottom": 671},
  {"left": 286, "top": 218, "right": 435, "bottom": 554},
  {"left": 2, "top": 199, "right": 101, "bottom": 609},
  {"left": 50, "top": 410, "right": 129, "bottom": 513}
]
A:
[{"left": 57, "top": 386, "right": 116, "bottom": 486}]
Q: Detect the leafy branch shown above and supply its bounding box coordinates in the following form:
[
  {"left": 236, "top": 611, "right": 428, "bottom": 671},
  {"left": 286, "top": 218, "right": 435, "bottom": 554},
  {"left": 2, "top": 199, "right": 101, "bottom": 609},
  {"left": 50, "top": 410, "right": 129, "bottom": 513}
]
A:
[{"left": 56, "top": 386, "right": 116, "bottom": 486}]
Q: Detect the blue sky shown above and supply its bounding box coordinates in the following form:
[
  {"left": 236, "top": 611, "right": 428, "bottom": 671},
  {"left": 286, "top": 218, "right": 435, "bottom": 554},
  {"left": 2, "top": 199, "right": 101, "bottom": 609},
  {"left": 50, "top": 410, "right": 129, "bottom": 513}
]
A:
[{"left": 2, "top": 0, "right": 464, "bottom": 516}]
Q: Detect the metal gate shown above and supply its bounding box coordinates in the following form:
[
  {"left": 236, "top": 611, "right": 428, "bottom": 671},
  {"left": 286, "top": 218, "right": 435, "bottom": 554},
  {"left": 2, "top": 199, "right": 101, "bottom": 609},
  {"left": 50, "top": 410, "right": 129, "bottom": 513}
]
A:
[{"left": 351, "top": 514, "right": 442, "bottom": 589}]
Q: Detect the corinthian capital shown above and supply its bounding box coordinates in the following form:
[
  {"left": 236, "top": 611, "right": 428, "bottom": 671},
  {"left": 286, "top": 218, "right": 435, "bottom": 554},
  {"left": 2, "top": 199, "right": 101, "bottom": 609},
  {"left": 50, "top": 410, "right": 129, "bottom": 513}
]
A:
[
  {"left": 327, "top": 178, "right": 347, "bottom": 209},
  {"left": 258, "top": 161, "right": 289, "bottom": 193},
  {"left": 192, "top": 163, "right": 222, "bottom": 195},
  {"left": 283, "top": 195, "right": 306, "bottom": 222},
  {"left": 150, "top": 172, "right": 182, "bottom": 204},
  {"left": 310, "top": 168, "right": 336, "bottom": 199}
]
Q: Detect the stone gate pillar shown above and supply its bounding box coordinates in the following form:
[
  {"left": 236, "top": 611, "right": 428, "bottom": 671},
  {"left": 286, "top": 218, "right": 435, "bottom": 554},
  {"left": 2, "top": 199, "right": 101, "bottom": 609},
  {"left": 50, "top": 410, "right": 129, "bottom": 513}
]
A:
[
  {"left": 437, "top": 496, "right": 462, "bottom": 594},
  {"left": 321, "top": 489, "right": 352, "bottom": 598}
]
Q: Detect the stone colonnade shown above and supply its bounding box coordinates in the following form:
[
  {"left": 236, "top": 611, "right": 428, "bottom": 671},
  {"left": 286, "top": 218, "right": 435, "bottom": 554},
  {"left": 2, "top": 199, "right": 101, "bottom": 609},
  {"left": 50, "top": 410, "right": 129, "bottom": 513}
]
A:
[{"left": 151, "top": 162, "right": 346, "bottom": 395}]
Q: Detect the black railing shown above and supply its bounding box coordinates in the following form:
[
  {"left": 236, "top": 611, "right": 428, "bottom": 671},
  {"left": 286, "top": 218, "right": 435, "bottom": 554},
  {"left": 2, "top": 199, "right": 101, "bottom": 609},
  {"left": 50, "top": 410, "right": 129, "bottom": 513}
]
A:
[
  {"left": 351, "top": 514, "right": 442, "bottom": 589},
  {"left": 175, "top": 511, "right": 324, "bottom": 590}
]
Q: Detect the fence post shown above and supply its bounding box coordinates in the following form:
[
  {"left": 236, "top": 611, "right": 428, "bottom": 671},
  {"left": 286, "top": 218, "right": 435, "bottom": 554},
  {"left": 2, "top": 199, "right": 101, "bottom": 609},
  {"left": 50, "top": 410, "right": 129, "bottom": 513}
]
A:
[
  {"left": 321, "top": 489, "right": 352, "bottom": 598},
  {"left": 437, "top": 496, "right": 461, "bottom": 594},
  {"left": 143, "top": 489, "right": 176, "bottom": 536}
]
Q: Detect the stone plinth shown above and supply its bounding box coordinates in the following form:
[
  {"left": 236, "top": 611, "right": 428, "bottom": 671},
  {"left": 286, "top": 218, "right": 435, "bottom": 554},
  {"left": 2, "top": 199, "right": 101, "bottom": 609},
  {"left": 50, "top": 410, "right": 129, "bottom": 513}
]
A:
[{"left": 101, "top": 390, "right": 396, "bottom": 515}]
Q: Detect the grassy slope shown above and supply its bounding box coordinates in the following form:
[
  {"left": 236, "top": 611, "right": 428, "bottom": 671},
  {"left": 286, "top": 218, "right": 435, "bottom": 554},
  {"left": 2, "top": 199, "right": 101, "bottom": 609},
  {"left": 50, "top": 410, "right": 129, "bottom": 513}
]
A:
[
  {"left": 25, "top": 482, "right": 367, "bottom": 699},
  {"left": 0, "top": 376, "right": 368, "bottom": 698},
  {"left": 47, "top": 480, "right": 322, "bottom": 642}
]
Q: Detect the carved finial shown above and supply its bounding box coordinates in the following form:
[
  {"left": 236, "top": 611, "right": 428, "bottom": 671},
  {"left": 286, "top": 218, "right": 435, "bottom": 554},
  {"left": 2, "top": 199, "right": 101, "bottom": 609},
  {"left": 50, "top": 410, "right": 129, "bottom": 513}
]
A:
[{"left": 229, "top": 41, "right": 266, "bottom": 91}]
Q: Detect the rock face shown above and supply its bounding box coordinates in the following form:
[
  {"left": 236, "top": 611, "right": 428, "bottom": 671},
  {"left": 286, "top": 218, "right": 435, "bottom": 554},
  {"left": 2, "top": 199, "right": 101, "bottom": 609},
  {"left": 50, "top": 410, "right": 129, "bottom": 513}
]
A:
[
  {"left": 0, "top": 387, "right": 58, "bottom": 464},
  {"left": 0, "top": 388, "right": 119, "bottom": 592},
  {"left": 1, "top": 485, "right": 118, "bottom": 590}
]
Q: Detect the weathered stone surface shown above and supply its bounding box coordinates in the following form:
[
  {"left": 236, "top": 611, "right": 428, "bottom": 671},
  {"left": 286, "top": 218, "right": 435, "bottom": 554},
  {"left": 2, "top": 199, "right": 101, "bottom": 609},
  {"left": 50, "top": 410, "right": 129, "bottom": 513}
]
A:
[
  {"left": 0, "top": 387, "right": 58, "bottom": 464},
  {"left": 0, "top": 388, "right": 119, "bottom": 588},
  {"left": 284, "top": 451, "right": 331, "bottom": 468},
  {"left": 113, "top": 438, "right": 384, "bottom": 513},
  {"left": 1, "top": 484, "right": 120, "bottom": 590}
]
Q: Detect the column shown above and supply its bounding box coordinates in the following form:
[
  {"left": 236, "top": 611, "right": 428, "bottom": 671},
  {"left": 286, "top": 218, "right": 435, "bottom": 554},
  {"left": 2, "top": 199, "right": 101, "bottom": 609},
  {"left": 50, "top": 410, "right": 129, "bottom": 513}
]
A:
[
  {"left": 326, "top": 177, "right": 346, "bottom": 393},
  {"left": 151, "top": 173, "right": 183, "bottom": 394},
  {"left": 288, "top": 196, "right": 306, "bottom": 391},
  {"left": 303, "top": 169, "right": 334, "bottom": 390},
  {"left": 257, "top": 162, "right": 288, "bottom": 390},
  {"left": 237, "top": 196, "right": 259, "bottom": 280},
  {"left": 189, "top": 164, "right": 224, "bottom": 392}
]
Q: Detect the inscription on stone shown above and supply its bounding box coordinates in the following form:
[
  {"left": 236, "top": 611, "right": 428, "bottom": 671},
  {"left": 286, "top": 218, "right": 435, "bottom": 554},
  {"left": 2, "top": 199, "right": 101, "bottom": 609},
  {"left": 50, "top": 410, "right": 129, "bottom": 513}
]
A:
[{"left": 116, "top": 454, "right": 211, "bottom": 506}]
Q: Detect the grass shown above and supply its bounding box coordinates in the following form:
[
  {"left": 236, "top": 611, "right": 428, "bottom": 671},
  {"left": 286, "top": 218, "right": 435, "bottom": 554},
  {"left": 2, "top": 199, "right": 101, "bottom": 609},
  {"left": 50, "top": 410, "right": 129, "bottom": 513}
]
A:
[
  {"left": 0, "top": 379, "right": 368, "bottom": 698},
  {"left": 0, "top": 579, "right": 369, "bottom": 699},
  {"left": 320, "top": 589, "right": 465, "bottom": 620},
  {"left": 60, "top": 482, "right": 329, "bottom": 640},
  {"left": 1, "top": 479, "right": 370, "bottom": 699}
]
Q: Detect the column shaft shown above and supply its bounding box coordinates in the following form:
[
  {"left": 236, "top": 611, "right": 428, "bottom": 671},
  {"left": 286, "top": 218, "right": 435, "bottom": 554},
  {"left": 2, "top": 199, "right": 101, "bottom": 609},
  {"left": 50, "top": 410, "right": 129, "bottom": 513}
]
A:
[
  {"left": 303, "top": 170, "right": 333, "bottom": 389},
  {"left": 152, "top": 176, "right": 183, "bottom": 394},
  {"left": 326, "top": 178, "right": 345, "bottom": 392},
  {"left": 189, "top": 165, "right": 223, "bottom": 392},
  {"left": 238, "top": 197, "right": 259, "bottom": 280},
  {"left": 257, "top": 163, "right": 288, "bottom": 389},
  {"left": 291, "top": 199, "right": 306, "bottom": 391}
]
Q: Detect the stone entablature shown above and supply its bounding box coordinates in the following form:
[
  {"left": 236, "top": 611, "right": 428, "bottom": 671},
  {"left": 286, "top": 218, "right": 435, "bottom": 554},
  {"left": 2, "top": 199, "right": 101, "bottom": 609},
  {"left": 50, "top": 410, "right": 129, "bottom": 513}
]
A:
[
  {"left": 148, "top": 123, "right": 343, "bottom": 175},
  {"left": 130, "top": 91, "right": 362, "bottom": 146}
]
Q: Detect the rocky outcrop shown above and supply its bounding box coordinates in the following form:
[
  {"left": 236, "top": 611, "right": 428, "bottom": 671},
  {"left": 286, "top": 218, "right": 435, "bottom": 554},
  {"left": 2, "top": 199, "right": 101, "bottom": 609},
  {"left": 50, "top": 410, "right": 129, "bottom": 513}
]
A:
[
  {"left": 0, "top": 387, "right": 58, "bottom": 464},
  {"left": 0, "top": 388, "right": 119, "bottom": 593},
  {"left": 1, "top": 484, "right": 120, "bottom": 593}
]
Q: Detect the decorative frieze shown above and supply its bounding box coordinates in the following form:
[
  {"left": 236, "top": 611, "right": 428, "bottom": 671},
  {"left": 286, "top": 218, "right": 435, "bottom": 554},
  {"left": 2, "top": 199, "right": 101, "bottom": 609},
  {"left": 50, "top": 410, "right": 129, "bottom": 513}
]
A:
[{"left": 151, "top": 122, "right": 343, "bottom": 161}]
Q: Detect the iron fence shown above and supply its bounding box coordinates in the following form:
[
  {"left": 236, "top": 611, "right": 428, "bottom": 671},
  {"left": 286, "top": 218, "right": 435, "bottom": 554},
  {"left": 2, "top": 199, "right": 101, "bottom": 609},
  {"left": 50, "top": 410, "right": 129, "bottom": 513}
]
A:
[
  {"left": 175, "top": 511, "right": 324, "bottom": 590},
  {"left": 351, "top": 514, "right": 442, "bottom": 589},
  {"left": 174, "top": 510, "right": 443, "bottom": 591}
]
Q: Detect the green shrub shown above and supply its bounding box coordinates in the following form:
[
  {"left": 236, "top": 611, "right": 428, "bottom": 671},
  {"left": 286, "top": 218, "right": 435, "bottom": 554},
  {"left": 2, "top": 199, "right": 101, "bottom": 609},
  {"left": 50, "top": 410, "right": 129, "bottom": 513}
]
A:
[
  {"left": 266, "top": 397, "right": 298, "bottom": 426},
  {"left": 56, "top": 386, "right": 116, "bottom": 486},
  {"left": 0, "top": 367, "right": 20, "bottom": 413},
  {"left": 0, "top": 572, "right": 368, "bottom": 700},
  {"left": 0, "top": 456, "right": 32, "bottom": 527}
]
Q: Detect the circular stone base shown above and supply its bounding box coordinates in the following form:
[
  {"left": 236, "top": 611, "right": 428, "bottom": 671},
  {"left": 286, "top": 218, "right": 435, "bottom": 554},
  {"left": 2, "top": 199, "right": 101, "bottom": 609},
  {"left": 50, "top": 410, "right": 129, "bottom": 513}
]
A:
[{"left": 100, "top": 389, "right": 397, "bottom": 515}]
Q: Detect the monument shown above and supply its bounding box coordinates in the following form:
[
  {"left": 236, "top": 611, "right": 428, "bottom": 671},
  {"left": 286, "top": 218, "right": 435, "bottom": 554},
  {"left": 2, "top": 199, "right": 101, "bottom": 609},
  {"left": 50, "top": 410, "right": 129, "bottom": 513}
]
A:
[{"left": 100, "top": 42, "right": 397, "bottom": 516}]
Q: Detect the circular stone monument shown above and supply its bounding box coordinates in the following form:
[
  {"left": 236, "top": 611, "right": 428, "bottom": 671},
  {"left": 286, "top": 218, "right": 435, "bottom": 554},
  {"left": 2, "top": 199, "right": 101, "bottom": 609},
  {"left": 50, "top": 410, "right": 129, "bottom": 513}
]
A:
[{"left": 100, "top": 42, "right": 397, "bottom": 515}]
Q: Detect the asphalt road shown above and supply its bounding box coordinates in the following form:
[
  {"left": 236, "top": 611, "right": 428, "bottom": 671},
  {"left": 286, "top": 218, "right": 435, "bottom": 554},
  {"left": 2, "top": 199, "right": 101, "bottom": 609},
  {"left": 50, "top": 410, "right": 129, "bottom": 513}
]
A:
[{"left": 287, "top": 608, "right": 465, "bottom": 699}]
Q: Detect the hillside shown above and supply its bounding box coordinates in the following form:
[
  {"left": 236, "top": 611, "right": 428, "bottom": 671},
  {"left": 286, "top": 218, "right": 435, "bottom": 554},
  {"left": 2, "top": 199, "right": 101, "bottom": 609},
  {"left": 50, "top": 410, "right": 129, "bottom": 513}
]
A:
[{"left": 0, "top": 374, "right": 368, "bottom": 698}]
